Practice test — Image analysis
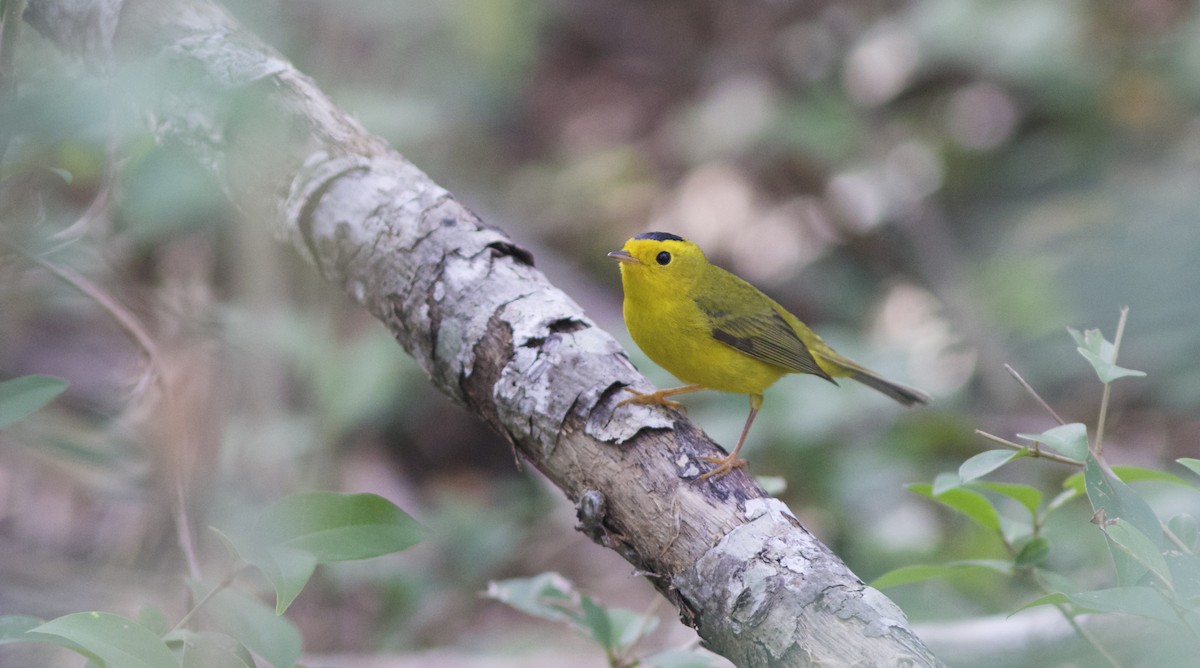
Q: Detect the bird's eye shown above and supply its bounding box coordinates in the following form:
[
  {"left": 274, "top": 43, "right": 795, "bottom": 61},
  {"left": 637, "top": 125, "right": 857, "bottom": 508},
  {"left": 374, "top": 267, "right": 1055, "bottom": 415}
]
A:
[{"left": 656, "top": 251, "right": 671, "bottom": 265}]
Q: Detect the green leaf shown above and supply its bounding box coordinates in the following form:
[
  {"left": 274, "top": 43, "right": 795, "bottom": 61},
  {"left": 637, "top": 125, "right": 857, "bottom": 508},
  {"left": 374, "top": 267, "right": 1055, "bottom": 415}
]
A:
[
  {"left": 1166, "top": 552, "right": 1200, "bottom": 602},
  {"left": 1178, "top": 458, "right": 1200, "bottom": 480},
  {"left": 580, "top": 595, "right": 612, "bottom": 651},
  {"left": 931, "top": 472, "right": 961, "bottom": 495},
  {"left": 219, "top": 492, "right": 422, "bottom": 614},
  {"left": 959, "top": 449, "right": 1024, "bottom": 483},
  {"left": 871, "top": 560, "right": 1012, "bottom": 589},
  {"left": 29, "top": 612, "right": 177, "bottom": 668},
  {"left": 1084, "top": 455, "right": 1167, "bottom": 585},
  {"left": 1110, "top": 466, "right": 1193, "bottom": 488},
  {"left": 1016, "top": 423, "right": 1088, "bottom": 460},
  {"left": 176, "top": 631, "right": 255, "bottom": 668},
  {"left": 974, "top": 481, "right": 1043, "bottom": 517},
  {"left": 1064, "top": 465, "right": 1194, "bottom": 496},
  {"left": 1068, "top": 327, "right": 1146, "bottom": 384},
  {"left": 1168, "top": 514, "right": 1198, "bottom": 550},
  {"left": 200, "top": 588, "right": 301, "bottom": 668},
  {"left": 1102, "top": 519, "right": 1173, "bottom": 588},
  {"left": 0, "top": 615, "right": 43, "bottom": 644},
  {"left": 605, "top": 607, "right": 658, "bottom": 653},
  {"left": 0, "top": 375, "right": 69, "bottom": 428},
  {"left": 909, "top": 483, "right": 1001, "bottom": 531},
  {"left": 258, "top": 545, "right": 319, "bottom": 615},
  {"left": 1070, "top": 587, "right": 1182, "bottom": 626},
  {"left": 1015, "top": 537, "right": 1051, "bottom": 567},
  {"left": 255, "top": 492, "right": 424, "bottom": 562},
  {"left": 1035, "top": 568, "right": 1079, "bottom": 596},
  {"left": 1011, "top": 592, "right": 1070, "bottom": 616},
  {"left": 136, "top": 607, "right": 168, "bottom": 637},
  {"left": 484, "top": 573, "right": 578, "bottom": 625}
]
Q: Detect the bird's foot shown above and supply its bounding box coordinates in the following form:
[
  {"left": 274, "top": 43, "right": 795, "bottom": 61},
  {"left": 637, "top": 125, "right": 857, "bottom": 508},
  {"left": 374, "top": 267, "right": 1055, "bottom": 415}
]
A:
[
  {"left": 617, "top": 387, "right": 686, "bottom": 412},
  {"left": 698, "top": 453, "right": 747, "bottom": 481}
]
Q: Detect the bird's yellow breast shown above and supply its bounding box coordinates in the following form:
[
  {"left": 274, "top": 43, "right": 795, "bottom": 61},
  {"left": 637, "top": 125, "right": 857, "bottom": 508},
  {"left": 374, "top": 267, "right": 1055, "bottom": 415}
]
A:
[{"left": 621, "top": 273, "right": 786, "bottom": 396}]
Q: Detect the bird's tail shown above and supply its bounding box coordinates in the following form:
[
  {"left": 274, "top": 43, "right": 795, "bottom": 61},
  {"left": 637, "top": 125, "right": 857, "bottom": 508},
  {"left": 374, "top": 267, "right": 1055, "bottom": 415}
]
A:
[
  {"left": 847, "top": 368, "right": 930, "bottom": 406},
  {"left": 815, "top": 351, "right": 930, "bottom": 406}
]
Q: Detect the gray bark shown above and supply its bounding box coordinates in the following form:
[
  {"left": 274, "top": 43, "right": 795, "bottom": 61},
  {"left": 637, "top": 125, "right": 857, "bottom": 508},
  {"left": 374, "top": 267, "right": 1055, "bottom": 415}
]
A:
[{"left": 22, "top": 1, "right": 944, "bottom": 665}]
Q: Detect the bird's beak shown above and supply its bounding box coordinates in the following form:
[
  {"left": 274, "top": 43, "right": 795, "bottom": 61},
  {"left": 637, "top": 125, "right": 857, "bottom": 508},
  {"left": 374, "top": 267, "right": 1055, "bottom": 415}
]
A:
[{"left": 607, "top": 250, "right": 637, "bottom": 264}]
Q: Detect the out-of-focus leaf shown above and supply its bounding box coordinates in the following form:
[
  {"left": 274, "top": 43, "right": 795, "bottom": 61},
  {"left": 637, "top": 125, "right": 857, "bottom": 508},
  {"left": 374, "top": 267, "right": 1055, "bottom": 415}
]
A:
[
  {"left": 909, "top": 483, "right": 1001, "bottom": 531},
  {"left": 1084, "top": 455, "right": 1166, "bottom": 585},
  {"left": 1101, "top": 519, "right": 1172, "bottom": 588},
  {"left": 1035, "top": 568, "right": 1079, "bottom": 596},
  {"left": 1070, "top": 587, "right": 1182, "bottom": 626},
  {"left": 1015, "top": 537, "right": 1051, "bottom": 567},
  {"left": 1168, "top": 514, "right": 1198, "bottom": 550},
  {"left": 605, "top": 607, "right": 658, "bottom": 654},
  {"left": 175, "top": 631, "right": 255, "bottom": 668},
  {"left": 931, "top": 472, "right": 961, "bottom": 495},
  {"left": 254, "top": 492, "right": 424, "bottom": 562},
  {"left": 1068, "top": 327, "right": 1146, "bottom": 384},
  {"left": 200, "top": 587, "right": 300, "bottom": 668},
  {"left": 1166, "top": 552, "right": 1200, "bottom": 602},
  {"left": 1064, "top": 465, "right": 1194, "bottom": 496},
  {"left": 0, "top": 615, "right": 43, "bottom": 644},
  {"left": 1011, "top": 592, "right": 1070, "bottom": 616},
  {"left": 580, "top": 595, "right": 612, "bottom": 651},
  {"left": 29, "top": 612, "right": 176, "bottom": 668},
  {"left": 218, "top": 492, "right": 422, "bottom": 614},
  {"left": 136, "top": 607, "right": 168, "bottom": 637},
  {"left": 0, "top": 375, "right": 69, "bottom": 429},
  {"left": 484, "top": 573, "right": 578, "bottom": 625},
  {"left": 974, "top": 481, "right": 1043, "bottom": 517},
  {"left": 487, "top": 572, "right": 657, "bottom": 655},
  {"left": 1178, "top": 458, "right": 1200, "bottom": 480},
  {"left": 959, "top": 449, "right": 1025, "bottom": 483},
  {"left": 1016, "top": 422, "right": 1088, "bottom": 461},
  {"left": 871, "top": 560, "right": 1012, "bottom": 589}
]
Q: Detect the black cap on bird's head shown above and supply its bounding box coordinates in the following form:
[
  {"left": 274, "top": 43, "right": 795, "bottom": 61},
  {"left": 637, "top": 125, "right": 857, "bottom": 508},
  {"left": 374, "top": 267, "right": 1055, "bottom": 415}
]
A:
[
  {"left": 633, "top": 231, "right": 685, "bottom": 243},
  {"left": 608, "top": 232, "right": 704, "bottom": 272}
]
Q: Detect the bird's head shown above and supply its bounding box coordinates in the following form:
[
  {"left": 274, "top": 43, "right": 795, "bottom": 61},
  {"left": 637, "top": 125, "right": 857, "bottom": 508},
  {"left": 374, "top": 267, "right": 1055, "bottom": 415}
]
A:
[{"left": 607, "top": 232, "right": 708, "bottom": 293}]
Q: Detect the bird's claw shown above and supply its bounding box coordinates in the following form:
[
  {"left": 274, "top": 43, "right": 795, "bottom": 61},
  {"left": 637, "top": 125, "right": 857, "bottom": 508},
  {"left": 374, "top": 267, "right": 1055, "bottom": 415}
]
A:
[
  {"left": 698, "top": 454, "right": 747, "bottom": 481},
  {"left": 616, "top": 387, "right": 686, "bottom": 412}
]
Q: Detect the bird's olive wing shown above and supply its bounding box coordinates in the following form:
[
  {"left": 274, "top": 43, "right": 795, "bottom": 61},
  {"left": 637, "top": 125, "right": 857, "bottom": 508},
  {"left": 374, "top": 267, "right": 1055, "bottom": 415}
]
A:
[{"left": 695, "top": 296, "right": 833, "bottom": 380}]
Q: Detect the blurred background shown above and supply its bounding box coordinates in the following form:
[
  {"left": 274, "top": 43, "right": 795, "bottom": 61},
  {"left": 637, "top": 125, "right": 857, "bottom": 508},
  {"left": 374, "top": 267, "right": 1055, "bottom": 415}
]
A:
[{"left": 2, "top": 0, "right": 1199, "bottom": 665}]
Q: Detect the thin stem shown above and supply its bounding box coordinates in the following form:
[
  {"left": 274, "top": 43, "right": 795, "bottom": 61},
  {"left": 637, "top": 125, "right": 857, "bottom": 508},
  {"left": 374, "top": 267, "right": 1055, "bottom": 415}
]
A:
[
  {"left": 974, "top": 429, "right": 1083, "bottom": 466},
  {"left": 1057, "top": 605, "right": 1122, "bottom": 668},
  {"left": 175, "top": 467, "right": 202, "bottom": 582},
  {"left": 1004, "top": 364, "right": 1066, "bottom": 426},
  {"left": 170, "top": 565, "right": 243, "bottom": 634},
  {"left": 1094, "top": 307, "right": 1130, "bottom": 459},
  {"left": 9, "top": 244, "right": 163, "bottom": 397},
  {"left": 0, "top": 0, "right": 28, "bottom": 155}
]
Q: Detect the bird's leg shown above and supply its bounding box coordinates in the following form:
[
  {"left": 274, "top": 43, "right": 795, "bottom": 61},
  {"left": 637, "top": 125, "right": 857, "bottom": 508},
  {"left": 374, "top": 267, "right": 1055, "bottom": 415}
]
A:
[
  {"left": 699, "top": 394, "right": 762, "bottom": 481},
  {"left": 617, "top": 384, "right": 705, "bottom": 411}
]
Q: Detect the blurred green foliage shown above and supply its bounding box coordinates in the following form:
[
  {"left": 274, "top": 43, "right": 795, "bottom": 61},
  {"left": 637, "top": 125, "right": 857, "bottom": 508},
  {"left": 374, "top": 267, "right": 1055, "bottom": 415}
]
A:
[{"left": 4, "top": 0, "right": 1200, "bottom": 665}]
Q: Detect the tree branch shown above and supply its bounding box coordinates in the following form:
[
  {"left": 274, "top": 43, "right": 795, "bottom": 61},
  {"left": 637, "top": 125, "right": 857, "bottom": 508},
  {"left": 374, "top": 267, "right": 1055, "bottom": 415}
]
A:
[{"left": 23, "top": 0, "right": 943, "bottom": 664}]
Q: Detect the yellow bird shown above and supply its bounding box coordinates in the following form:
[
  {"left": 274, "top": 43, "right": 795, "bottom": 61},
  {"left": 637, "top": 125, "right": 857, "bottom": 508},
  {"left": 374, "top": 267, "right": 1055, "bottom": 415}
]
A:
[{"left": 609, "top": 232, "right": 929, "bottom": 480}]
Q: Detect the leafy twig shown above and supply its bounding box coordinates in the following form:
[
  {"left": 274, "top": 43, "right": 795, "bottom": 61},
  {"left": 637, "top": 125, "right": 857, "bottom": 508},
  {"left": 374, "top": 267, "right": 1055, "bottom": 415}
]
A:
[
  {"left": 1093, "top": 307, "right": 1130, "bottom": 459},
  {"left": 974, "top": 429, "right": 1082, "bottom": 466}
]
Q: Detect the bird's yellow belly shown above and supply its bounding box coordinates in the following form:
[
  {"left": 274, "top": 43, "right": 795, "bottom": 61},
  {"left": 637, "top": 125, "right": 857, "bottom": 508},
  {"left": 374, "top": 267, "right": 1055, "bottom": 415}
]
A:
[{"left": 625, "top": 298, "right": 784, "bottom": 396}]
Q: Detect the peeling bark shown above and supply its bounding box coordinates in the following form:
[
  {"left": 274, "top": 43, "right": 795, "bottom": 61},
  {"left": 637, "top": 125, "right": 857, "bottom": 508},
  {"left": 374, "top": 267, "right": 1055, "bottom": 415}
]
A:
[{"left": 22, "top": 1, "right": 945, "bottom": 665}]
